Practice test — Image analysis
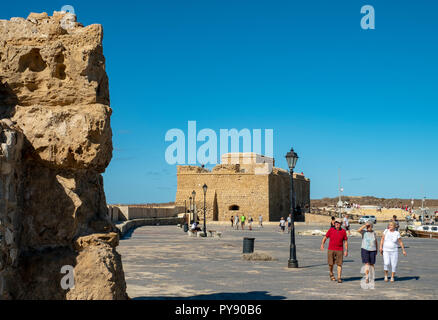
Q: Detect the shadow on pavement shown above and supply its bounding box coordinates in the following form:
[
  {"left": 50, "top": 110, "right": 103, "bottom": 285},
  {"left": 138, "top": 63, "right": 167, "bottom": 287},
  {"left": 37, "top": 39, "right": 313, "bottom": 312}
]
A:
[
  {"left": 341, "top": 276, "right": 420, "bottom": 283},
  {"left": 341, "top": 277, "right": 363, "bottom": 282},
  {"left": 299, "top": 263, "right": 328, "bottom": 269},
  {"left": 375, "top": 276, "right": 420, "bottom": 282},
  {"left": 300, "top": 259, "right": 355, "bottom": 269},
  {"left": 133, "top": 291, "right": 287, "bottom": 300},
  {"left": 120, "top": 228, "right": 135, "bottom": 240}
]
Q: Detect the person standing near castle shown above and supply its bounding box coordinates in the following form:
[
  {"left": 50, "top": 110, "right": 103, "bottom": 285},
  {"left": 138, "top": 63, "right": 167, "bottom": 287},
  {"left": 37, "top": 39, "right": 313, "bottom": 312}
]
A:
[
  {"left": 279, "top": 217, "right": 286, "bottom": 233},
  {"left": 287, "top": 214, "right": 292, "bottom": 233},
  {"left": 240, "top": 214, "right": 246, "bottom": 230},
  {"left": 343, "top": 214, "right": 351, "bottom": 236},
  {"left": 230, "top": 216, "right": 234, "bottom": 228},
  {"left": 259, "top": 215, "right": 263, "bottom": 228},
  {"left": 391, "top": 215, "right": 400, "bottom": 231},
  {"left": 234, "top": 215, "right": 239, "bottom": 230},
  {"left": 248, "top": 216, "right": 253, "bottom": 230}
]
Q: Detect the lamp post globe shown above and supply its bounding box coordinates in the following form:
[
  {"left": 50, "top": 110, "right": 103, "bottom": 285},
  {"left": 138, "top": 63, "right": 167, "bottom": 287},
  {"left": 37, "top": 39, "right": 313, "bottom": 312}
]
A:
[
  {"left": 203, "top": 184, "right": 208, "bottom": 236},
  {"left": 285, "top": 147, "right": 299, "bottom": 268},
  {"left": 285, "top": 148, "right": 299, "bottom": 171}
]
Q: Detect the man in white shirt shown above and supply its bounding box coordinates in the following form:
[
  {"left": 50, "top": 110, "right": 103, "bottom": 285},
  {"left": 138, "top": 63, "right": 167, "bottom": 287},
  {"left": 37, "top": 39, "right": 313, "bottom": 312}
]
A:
[
  {"left": 191, "top": 221, "right": 201, "bottom": 232},
  {"left": 343, "top": 214, "right": 351, "bottom": 236},
  {"left": 287, "top": 214, "right": 292, "bottom": 233},
  {"left": 279, "top": 217, "right": 286, "bottom": 233}
]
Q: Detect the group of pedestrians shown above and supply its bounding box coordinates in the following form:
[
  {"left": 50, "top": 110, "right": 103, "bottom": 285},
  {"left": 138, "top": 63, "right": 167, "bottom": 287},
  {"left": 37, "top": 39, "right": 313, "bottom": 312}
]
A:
[
  {"left": 231, "top": 214, "right": 263, "bottom": 230},
  {"left": 320, "top": 217, "right": 407, "bottom": 286},
  {"left": 279, "top": 214, "right": 294, "bottom": 233}
]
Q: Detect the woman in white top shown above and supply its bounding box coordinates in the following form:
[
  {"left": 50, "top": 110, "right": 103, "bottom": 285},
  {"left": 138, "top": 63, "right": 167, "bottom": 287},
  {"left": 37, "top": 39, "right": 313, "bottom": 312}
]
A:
[
  {"left": 379, "top": 221, "right": 407, "bottom": 282},
  {"left": 234, "top": 215, "right": 239, "bottom": 230}
]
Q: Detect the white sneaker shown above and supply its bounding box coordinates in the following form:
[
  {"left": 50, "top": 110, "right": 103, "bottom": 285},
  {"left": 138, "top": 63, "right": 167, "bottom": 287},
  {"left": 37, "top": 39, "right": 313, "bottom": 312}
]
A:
[
  {"left": 384, "top": 276, "right": 388, "bottom": 282},
  {"left": 390, "top": 277, "right": 395, "bottom": 282}
]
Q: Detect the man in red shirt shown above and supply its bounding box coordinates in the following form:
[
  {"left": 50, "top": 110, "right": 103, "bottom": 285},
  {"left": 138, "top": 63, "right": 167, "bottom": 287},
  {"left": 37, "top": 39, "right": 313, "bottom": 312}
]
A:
[{"left": 320, "top": 218, "right": 348, "bottom": 283}]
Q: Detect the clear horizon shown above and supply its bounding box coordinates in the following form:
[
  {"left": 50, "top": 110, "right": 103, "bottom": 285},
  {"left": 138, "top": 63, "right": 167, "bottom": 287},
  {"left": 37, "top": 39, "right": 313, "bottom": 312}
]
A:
[{"left": 2, "top": 0, "right": 438, "bottom": 203}]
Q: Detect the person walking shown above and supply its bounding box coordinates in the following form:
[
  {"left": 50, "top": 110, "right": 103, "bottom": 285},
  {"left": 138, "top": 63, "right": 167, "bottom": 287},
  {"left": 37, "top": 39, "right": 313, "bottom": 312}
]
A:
[
  {"left": 287, "top": 214, "right": 292, "bottom": 233},
  {"left": 343, "top": 214, "right": 351, "bottom": 236},
  {"left": 379, "top": 221, "right": 407, "bottom": 282},
  {"left": 234, "top": 215, "right": 239, "bottom": 230},
  {"left": 279, "top": 217, "right": 286, "bottom": 233},
  {"left": 330, "top": 216, "right": 336, "bottom": 228},
  {"left": 320, "top": 218, "right": 348, "bottom": 283},
  {"left": 230, "top": 216, "right": 234, "bottom": 228},
  {"left": 391, "top": 215, "right": 400, "bottom": 231},
  {"left": 240, "top": 214, "right": 246, "bottom": 230},
  {"left": 258, "top": 214, "right": 263, "bottom": 228},
  {"left": 248, "top": 216, "right": 253, "bottom": 230},
  {"left": 358, "top": 221, "right": 378, "bottom": 288}
]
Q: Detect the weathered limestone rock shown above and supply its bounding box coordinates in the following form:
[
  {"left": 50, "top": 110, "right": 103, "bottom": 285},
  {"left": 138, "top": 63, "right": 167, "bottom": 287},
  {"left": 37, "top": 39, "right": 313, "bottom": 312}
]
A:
[
  {"left": 12, "top": 104, "right": 112, "bottom": 171},
  {"left": 0, "top": 121, "right": 23, "bottom": 275},
  {"left": 0, "top": 13, "right": 109, "bottom": 107},
  {"left": 74, "top": 232, "right": 119, "bottom": 251},
  {"left": 19, "top": 164, "right": 113, "bottom": 249},
  {"left": 0, "top": 12, "right": 127, "bottom": 299},
  {"left": 67, "top": 233, "right": 127, "bottom": 300}
]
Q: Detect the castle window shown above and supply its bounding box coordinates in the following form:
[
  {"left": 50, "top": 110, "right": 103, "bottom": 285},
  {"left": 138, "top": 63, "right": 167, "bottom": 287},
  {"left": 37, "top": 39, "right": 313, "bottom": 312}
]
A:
[{"left": 229, "top": 205, "right": 240, "bottom": 211}]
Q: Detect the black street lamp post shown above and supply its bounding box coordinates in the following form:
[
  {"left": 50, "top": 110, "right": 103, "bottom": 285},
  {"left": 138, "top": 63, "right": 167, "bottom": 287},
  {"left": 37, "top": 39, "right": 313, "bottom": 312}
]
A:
[
  {"left": 184, "top": 200, "right": 187, "bottom": 224},
  {"left": 189, "top": 196, "right": 192, "bottom": 223},
  {"left": 192, "top": 190, "right": 196, "bottom": 222},
  {"left": 285, "top": 147, "right": 299, "bottom": 268},
  {"left": 203, "top": 184, "right": 208, "bottom": 236}
]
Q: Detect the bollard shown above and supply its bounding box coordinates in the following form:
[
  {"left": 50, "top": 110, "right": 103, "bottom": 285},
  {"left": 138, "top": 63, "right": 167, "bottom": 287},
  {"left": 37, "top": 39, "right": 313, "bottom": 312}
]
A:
[{"left": 243, "top": 237, "right": 255, "bottom": 254}]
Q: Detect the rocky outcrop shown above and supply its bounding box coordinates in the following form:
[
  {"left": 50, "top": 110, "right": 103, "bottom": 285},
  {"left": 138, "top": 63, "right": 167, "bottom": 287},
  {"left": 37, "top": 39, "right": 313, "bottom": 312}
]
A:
[
  {"left": 67, "top": 233, "right": 126, "bottom": 300},
  {"left": 0, "top": 12, "right": 127, "bottom": 299}
]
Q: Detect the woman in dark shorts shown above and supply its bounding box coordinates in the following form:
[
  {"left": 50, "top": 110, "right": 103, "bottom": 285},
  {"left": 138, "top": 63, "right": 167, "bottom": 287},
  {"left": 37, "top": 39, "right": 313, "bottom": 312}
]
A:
[
  {"left": 330, "top": 216, "right": 336, "bottom": 228},
  {"left": 358, "top": 221, "right": 378, "bottom": 283}
]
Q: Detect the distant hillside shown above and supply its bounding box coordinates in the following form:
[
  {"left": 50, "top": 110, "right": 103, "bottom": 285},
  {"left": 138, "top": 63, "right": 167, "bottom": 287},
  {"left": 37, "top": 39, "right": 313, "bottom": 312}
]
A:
[{"left": 311, "top": 196, "right": 438, "bottom": 208}]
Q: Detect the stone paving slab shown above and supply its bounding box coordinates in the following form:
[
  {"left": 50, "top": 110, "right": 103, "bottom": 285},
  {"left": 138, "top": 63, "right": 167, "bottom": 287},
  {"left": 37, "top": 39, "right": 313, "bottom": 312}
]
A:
[{"left": 117, "top": 223, "right": 438, "bottom": 300}]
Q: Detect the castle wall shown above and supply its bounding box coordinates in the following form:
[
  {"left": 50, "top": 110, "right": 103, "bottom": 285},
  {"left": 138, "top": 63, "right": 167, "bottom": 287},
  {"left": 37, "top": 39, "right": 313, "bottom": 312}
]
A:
[
  {"left": 175, "top": 166, "right": 270, "bottom": 223},
  {"left": 293, "top": 173, "right": 311, "bottom": 217},
  {"left": 107, "top": 205, "right": 184, "bottom": 221},
  {"left": 268, "top": 170, "right": 290, "bottom": 221}
]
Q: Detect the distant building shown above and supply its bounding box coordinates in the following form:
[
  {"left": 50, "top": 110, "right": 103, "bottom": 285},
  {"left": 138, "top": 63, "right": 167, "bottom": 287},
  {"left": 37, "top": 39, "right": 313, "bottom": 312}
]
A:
[{"left": 175, "top": 153, "right": 310, "bottom": 222}]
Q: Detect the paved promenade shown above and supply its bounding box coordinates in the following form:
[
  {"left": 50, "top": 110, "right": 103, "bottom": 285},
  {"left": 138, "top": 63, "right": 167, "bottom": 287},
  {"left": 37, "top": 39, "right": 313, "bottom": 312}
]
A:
[{"left": 117, "top": 223, "right": 438, "bottom": 300}]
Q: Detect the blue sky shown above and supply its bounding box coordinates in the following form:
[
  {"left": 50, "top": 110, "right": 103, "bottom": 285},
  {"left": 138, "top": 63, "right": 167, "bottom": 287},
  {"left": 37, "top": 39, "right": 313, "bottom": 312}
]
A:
[{"left": 2, "top": 1, "right": 438, "bottom": 203}]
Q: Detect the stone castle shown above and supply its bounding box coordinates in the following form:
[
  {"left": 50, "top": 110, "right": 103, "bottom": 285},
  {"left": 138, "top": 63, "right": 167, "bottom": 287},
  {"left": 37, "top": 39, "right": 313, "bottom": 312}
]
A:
[{"left": 175, "top": 153, "right": 310, "bottom": 222}]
